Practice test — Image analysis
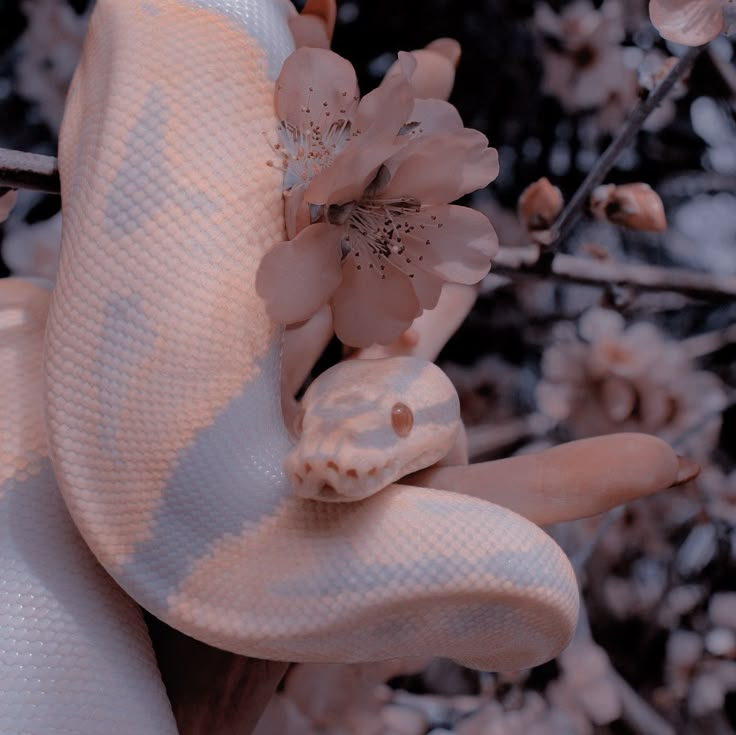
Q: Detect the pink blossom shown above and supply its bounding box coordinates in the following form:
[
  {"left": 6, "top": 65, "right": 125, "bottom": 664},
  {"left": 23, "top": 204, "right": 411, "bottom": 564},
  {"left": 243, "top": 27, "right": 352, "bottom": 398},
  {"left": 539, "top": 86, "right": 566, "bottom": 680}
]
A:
[
  {"left": 649, "top": 0, "right": 733, "bottom": 46},
  {"left": 257, "top": 48, "right": 499, "bottom": 348},
  {"left": 535, "top": 1, "right": 636, "bottom": 119},
  {"left": 536, "top": 309, "right": 727, "bottom": 457}
]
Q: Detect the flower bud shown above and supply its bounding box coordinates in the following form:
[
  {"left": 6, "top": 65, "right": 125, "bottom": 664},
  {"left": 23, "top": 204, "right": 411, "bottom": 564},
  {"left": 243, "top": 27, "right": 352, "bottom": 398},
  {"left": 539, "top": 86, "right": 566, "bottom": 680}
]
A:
[
  {"left": 590, "top": 183, "right": 666, "bottom": 232},
  {"left": 517, "top": 177, "right": 564, "bottom": 244}
]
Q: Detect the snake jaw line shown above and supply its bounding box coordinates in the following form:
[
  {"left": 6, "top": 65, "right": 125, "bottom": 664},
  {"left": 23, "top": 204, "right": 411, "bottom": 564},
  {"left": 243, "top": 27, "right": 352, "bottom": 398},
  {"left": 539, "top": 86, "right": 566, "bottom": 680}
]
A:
[{"left": 285, "top": 449, "right": 401, "bottom": 502}]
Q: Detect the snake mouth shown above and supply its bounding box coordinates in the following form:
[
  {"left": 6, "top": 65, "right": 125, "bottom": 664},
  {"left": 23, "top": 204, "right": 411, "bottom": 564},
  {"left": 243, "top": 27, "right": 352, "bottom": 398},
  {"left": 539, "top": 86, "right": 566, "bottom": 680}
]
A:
[
  {"left": 315, "top": 482, "right": 339, "bottom": 501},
  {"left": 286, "top": 454, "right": 399, "bottom": 502}
]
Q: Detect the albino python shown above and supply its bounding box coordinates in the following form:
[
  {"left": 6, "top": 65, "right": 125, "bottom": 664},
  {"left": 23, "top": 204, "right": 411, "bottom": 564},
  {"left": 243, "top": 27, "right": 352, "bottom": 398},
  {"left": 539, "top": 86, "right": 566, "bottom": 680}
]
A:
[{"left": 1, "top": 0, "right": 580, "bottom": 730}]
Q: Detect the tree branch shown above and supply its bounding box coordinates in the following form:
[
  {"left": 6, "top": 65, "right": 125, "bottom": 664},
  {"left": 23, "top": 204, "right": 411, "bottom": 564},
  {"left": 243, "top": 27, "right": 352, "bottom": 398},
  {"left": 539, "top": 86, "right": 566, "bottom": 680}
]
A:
[
  {"left": 550, "top": 45, "right": 704, "bottom": 248},
  {"left": 491, "top": 246, "right": 736, "bottom": 302},
  {"left": 0, "top": 147, "right": 60, "bottom": 194},
  {"left": 4, "top": 145, "right": 735, "bottom": 303}
]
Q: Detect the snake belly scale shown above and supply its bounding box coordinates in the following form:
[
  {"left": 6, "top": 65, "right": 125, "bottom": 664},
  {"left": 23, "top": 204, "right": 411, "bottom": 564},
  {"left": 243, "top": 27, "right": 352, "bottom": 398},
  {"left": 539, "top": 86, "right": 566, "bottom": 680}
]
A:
[{"left": 43, "top": 0, "right": 579, "bottom": 671}]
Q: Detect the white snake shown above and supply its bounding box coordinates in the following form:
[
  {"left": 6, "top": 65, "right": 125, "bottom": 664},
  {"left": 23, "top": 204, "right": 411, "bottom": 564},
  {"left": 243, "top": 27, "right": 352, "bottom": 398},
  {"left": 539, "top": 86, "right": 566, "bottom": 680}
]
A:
[{"left": 1, "top": 0, "right": 579, "bottom": 730}]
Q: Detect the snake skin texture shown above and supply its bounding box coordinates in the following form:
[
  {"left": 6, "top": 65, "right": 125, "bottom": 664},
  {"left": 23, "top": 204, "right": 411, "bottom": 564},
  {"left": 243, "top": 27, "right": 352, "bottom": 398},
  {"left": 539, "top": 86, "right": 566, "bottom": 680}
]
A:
[
  {"left": 44, "top": 0, "right": 579, "bottom": 672},
  {"left": 0, "top": 279, "right": 178, "bottom": 734}
]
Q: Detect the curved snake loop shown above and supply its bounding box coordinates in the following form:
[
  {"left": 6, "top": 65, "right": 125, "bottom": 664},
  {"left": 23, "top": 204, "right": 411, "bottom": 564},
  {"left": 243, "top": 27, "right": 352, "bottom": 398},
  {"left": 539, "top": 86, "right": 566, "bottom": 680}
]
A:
[{"left": 40, "top": 0, "right": 578, "bottom": 674}]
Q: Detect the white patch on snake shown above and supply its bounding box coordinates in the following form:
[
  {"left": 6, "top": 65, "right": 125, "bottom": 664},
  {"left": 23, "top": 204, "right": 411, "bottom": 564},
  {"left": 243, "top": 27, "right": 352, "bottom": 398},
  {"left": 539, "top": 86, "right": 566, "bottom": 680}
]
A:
[
  {"left": 183, "top": 0, "right": 294, "bottom": 80},
  {"left": 140, "top": 0, "right": 160, "bottom": 15},
  {"left": 97, "top": 294, "right": 158, "bottom": 462},
  {"left": 0, "top": 461, "right": 177, "bottom": 733},
  {"left": 104, "top": 86, "right": 215, "bottom": 239},
  {"left": 271, "top": 547, "right": 565, "bottom": 596},
  {"left": 122, "top": 348, "right": 292, "bottom": 608}
]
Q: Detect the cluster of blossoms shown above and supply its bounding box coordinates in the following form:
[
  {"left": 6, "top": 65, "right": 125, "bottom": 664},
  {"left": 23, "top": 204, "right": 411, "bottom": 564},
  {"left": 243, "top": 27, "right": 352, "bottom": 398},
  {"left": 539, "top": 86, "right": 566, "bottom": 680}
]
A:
[
  {"left": 536, "top": 309, "right": 728, "bottom": 456},
  {"left": 15, "top": 0, "right": 89, "bottom": 133},
  {"left": 535, "top": 0, "right": 636, "bottom": 128},
  {"left": 256, "top": 47, "right": 499, "bottom": 348},
  {"left": 533, "top": 1, "right": 701, "bottom": 136}
]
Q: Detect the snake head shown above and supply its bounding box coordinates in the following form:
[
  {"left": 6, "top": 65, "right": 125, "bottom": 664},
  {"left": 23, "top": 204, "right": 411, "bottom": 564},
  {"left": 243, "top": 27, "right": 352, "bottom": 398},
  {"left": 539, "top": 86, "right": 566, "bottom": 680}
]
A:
[{"left": 285, "top": 356, "right": 461, "bottom": 502}]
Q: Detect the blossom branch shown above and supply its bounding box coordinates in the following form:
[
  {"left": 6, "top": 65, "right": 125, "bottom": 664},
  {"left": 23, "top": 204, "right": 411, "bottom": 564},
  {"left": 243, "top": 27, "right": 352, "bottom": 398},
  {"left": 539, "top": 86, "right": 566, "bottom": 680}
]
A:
[
  {"left": 491, "top": 245, "right": 736, "bottom": 302},
  {"left": 4, "top": 145, "right": 735, "bottom": 304},
  {"left": 0, "top": 147, "right": 60, "bottom": 194},
  {"left": 549, "top": 45, "right": 703, "bottom": 248}
]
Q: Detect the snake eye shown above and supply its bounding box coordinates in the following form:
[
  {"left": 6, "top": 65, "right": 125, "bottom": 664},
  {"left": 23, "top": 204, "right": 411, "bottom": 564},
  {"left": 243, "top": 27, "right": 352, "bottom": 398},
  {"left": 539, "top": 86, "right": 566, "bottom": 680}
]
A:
[
  {"left": 293, "top": 407, "right": 305, "bottom": 438},
  {"left": 391, "top": 402, "right": 413, "bottom": 438}
]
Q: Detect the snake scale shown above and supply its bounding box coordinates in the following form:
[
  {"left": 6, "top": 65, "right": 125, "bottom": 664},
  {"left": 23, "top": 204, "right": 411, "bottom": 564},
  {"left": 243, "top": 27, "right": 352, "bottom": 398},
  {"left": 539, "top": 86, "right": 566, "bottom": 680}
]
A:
[{"left": 1, "top": 0, "right": 579, "bottom": 730}]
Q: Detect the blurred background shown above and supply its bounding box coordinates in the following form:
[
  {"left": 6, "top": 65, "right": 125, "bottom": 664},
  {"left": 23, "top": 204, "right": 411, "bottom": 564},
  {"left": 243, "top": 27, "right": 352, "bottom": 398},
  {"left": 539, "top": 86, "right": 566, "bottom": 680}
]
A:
[{"left": 1, "top": 1, "right": 735, "bottom": 733}]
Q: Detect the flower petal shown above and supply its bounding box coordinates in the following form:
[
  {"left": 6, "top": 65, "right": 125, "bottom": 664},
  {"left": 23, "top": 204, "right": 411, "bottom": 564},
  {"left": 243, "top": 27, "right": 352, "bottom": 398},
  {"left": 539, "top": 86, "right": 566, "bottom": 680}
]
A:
[
  {"left": 256, "top": 223, "right": 343, "bottom": 324},
  {"left": 288, "top": 14, "right": 331, "bottom": 49},
  {"left": 406, "top": 99, "right": 464, "bottom": 137},
  {"left": 649, "top": 0, "right": 725, "bottom": 45},
  {"left": 354, "top": 51, "right": 417, "bottom": 144},
  {"left": 300, "top": 52, "right": 419, "bottom": 207},
  {"left": 383, "top": 130, "right": 499, "bottom": 205},
  {"left": 288, "top": 0, "right": 336, "bottom": 48},
  {"left": 331, "top": 252, "right": 421, "bottom": 347},
  {"left": 305, "top": 140, "right": 399, "bottom": 206},
  {"left": 284, "top": 183, "right": 311, "bottom": 239},
  {"left": 402, "top": 205, "right": 498, "bottom": 284},
  {"left": 275, "top": 48, "right": 359, "bottom": 130},
  {"left": 410, "top": 269, "right": 445, "bottom": 310},
  {"left": 602, "top": 376, "right": 637, "bottom": 422},
  {"left": 579, "top": 308, "right": 625, "bottom": 342},
  {"left": 425, "top": 38, "right": 461, "bottom": 66},
  {"left": 385, "top": 39, "right": 461, "bottom": 101}
]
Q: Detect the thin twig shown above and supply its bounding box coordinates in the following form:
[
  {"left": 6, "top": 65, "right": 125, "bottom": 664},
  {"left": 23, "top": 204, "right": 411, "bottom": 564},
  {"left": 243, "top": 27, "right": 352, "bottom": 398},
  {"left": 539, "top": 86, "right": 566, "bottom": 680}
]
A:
[
  {"left": 550, "top": 45, "right": 704, "bottom": 248},
  {"left": 4, "top": 137, "right": 736, "bottom": 306},
  {"left": 0, "top": 147, "right": 60, "bottom": 193},
  {"left": 682, "top": 323, "right": 736, "bottom": 359},
  {"left": 491, "top": 246, "right": 736, "bottom": 302}
]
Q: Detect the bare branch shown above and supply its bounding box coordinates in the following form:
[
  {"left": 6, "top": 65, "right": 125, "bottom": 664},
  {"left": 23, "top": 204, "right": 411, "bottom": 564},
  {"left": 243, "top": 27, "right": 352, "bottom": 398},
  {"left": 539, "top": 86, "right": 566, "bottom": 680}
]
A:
[
  {"left": 0, "top": 147, "right": 60, "bottom": 194},
  {"left": 683, "top": 323, "right": 736, "bottom": 359},
  {"left": 491, "top": 246, "right": 736, "bottom": 302},
  {"left": 3, "top": 144, "right": 735, "bottom": 303},
  {"left": 550, "top": 45, "right": 704, "bottom": 248}
]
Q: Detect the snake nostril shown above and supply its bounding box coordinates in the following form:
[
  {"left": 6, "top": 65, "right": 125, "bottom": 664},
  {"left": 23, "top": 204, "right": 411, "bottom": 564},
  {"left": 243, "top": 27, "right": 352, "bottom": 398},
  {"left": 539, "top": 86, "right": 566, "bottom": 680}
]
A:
[
  {"left": 318, "top": 483, "right": 339, "bottom": 499},
  {"left": 326, "top": 460, "right": 339, "bottom": 472},
  {"left": 346, "top": 468, "right": 358, "bottom": 479},
  {"left": 304, "top": 462, "right": 312, "bottom": 473},
  {"left": 367, "top": 467, "right": 377, "bottom": 476}
]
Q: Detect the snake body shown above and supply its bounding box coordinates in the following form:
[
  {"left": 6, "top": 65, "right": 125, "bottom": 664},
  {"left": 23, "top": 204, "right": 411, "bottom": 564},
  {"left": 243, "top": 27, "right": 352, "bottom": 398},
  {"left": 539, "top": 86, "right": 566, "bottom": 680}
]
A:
[
  {"left": 34, "top": 0, "right": 578, "bottom": 691},
  {"left": 0, "top": 280, "right": 178, "bottom": 733}
]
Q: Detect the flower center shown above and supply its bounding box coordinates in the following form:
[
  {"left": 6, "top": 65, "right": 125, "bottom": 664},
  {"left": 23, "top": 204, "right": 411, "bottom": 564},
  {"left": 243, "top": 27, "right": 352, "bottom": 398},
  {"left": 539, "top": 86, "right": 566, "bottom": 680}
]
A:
[
  {"left": 275, "top": 118, "right": 353, "bottom": 190},
  {"left": 339, "top": 196, "right": 423, "bottom": 279}
]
